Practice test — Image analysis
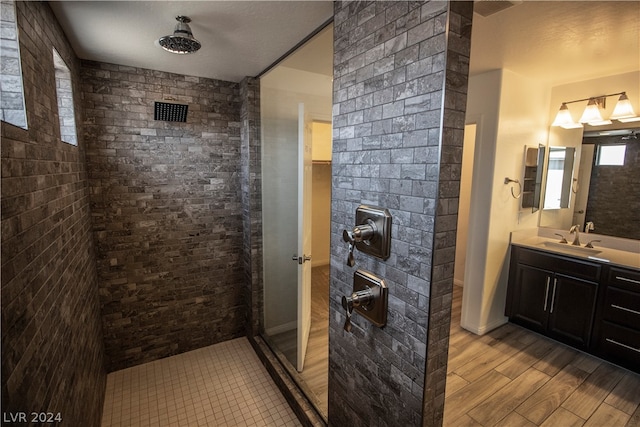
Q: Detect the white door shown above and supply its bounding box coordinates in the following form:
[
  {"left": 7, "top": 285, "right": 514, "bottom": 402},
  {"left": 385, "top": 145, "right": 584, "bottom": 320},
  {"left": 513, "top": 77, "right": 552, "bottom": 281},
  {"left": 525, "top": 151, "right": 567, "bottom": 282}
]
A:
[{"left": 296, "top": 103, "right": 312, "bottom": 372}]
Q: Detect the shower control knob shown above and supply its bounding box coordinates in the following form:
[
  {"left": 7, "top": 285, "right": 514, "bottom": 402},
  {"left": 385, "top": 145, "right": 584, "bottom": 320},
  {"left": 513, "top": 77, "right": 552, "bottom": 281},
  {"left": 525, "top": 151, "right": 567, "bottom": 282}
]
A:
[
  {"left": 342, "top": 220, "right": 377, "bottom": 267},
  {"left": 341, "top": 288, "right": 374, "bottom": 332},
  {"left": 343, "top": 221, "right": 377, "bottom": 245},
  {"left": 343, "top": 298, "right": 353, "bottom": 332},
  {"left": 347, "top": 247, "right": 355, "bottom": 267}
]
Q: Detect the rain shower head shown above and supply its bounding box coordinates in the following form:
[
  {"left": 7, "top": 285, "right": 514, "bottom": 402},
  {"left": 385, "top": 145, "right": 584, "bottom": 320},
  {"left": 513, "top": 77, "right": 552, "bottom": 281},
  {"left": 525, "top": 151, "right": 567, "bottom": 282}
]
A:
[{"left": 158, "top": 16, "right": 201, "bottom": 54}]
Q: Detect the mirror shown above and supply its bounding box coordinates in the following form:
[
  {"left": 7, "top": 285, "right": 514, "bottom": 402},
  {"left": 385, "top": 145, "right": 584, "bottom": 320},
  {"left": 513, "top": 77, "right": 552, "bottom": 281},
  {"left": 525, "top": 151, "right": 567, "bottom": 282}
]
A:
[
  {"left": 576, "top": 129, "right": 640, "bottom": 240},
  {"left": 539, "top": 125, "right": 640, "bottom": 239},
  {"left": 542, "top": 146, "right": 576, "bottom": 210}
]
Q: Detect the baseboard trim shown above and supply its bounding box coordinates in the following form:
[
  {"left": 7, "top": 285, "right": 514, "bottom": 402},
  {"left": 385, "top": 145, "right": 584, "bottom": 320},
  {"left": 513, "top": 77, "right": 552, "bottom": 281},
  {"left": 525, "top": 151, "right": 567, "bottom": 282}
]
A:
[{"left": 461, "top": 316, "right": 508, "bottom": 335}]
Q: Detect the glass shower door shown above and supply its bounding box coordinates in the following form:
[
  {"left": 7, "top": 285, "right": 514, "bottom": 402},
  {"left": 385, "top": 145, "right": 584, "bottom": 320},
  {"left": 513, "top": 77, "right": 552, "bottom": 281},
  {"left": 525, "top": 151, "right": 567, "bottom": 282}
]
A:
[{"left": 261, "top": 91, "right": 313, "bottom": 376}]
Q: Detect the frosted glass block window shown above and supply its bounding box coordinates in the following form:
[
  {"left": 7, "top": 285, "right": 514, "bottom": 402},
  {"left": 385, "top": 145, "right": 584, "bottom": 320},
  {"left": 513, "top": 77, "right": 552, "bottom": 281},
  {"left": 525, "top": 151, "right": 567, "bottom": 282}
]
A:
[
  {"left": 596, "top": 144, "right": 626, "bottom": 166},
  {"left": 0, "top": 0, "right": 28, "bottom": 129},
  {"left": 52, "top": 48, "right": 77, "bottom": 145}
]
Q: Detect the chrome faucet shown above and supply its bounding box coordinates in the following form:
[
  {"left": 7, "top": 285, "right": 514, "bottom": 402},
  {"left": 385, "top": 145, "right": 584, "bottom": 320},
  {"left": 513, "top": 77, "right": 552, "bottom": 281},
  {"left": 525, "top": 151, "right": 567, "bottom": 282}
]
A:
[
  {"left": 585, "top": 221, "right": 595, "bottom": 233},
  {"left": 554, "top": 233, "right": 568, "bottom": 243},
  {"left": 569, "top": 224, "right": 581, "bottom": 246}
]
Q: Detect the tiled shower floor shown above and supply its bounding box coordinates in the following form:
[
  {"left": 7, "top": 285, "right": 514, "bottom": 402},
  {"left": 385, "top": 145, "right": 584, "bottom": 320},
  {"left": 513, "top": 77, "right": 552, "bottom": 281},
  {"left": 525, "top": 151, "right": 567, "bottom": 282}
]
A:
[{"left": 101, "top": 338, "right": 302, "bottom": 427}]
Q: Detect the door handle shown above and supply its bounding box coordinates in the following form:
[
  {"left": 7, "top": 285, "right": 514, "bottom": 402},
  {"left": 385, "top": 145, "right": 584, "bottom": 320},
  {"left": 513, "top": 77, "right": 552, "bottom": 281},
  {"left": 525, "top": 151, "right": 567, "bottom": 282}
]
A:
[
  {"left": 549, "top": 278, "right": 558, "bottom": 314},
  {"left": 543, "top": 276, "right": 551, "bottom": 312},
  {"left": 292, "top": 254, "right": 312, "bottom": 264}
]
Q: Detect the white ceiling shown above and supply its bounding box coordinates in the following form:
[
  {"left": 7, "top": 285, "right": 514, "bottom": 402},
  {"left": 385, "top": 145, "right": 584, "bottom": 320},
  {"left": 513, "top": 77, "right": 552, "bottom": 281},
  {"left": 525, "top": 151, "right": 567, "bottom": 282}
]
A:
[
  {"left": 470, "top": 1, "right": 640, "bottom": 86},
  {"left": 49, "top": 1, "right": 639, "bottom": 86},
  {"left": 49, "top": 1, "right": 334, "bottom": 83}
]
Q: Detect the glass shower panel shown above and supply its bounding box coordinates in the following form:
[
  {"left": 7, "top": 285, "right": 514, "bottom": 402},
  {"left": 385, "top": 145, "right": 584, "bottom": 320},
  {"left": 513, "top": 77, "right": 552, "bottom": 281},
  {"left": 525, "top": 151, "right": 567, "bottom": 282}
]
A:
[
  {"left": 261, "top": 81, "right": 300, "bottom": 366},
  {"left": 259, "top": 22, "right": 333, "bottom": 418}
]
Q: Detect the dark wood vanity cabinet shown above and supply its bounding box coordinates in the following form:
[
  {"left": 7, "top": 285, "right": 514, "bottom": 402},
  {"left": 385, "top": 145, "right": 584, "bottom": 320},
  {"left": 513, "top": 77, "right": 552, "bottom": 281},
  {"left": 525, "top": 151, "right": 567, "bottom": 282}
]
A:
[
  {"left": 507, "top": 245, "right": 640, "bottom": 373},
  {"left": 506, "top": 246, "right": 600, "bottom": 350},
  {"left": 592, "top": 267, "right": 640, "bottom": 372}
]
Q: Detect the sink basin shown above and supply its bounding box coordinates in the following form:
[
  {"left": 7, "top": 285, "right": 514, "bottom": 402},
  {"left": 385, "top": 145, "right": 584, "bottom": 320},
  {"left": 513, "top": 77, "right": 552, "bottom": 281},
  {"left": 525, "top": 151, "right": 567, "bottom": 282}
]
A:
[{"left": 537, "top": 241, "right": 602, "bottom": 256}]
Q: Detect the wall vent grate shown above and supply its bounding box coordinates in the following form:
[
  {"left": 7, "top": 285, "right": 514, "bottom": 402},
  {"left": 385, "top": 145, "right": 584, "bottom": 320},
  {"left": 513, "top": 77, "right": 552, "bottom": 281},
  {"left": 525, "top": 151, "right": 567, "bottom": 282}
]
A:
[{"left": 154, "top": 101, "right": 188, "bottom": 122}]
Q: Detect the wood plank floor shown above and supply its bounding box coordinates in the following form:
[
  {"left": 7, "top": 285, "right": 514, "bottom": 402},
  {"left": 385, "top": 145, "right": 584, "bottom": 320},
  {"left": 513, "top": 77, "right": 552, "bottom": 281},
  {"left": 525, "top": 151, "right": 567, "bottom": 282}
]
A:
[
  {"left": 269, "top": 276, "right": 640, "bottom": 426},
  {"left": 444, "top": 284, "right": 640, "bottom": 427}
]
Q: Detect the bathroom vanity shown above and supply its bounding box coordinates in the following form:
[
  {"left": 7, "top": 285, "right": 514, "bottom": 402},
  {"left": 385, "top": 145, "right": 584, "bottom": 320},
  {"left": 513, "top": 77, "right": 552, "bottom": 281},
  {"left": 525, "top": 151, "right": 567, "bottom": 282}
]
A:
[{"left": 506, "top": 230, "right": 640, "bottom": 373}]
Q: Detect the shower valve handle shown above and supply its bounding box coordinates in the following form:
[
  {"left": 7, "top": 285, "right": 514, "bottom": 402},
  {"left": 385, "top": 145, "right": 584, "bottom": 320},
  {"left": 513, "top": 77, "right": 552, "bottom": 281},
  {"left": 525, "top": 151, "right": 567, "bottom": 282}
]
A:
[
  {"left": 342, "top": 221, "right": 377, "bottom": 267},
  {"left": 341, "top": 288, "right": 374, "bottom": 332},
  {"left": 343, "top": 298, "right": 353, "bottom": 332},
  {"left": 343, "top": 222, "right": 376, "bottom": 244},
  {"left": 346, "top": 243, "right": 355, "bottom": 267},
  {"left": 343, "top": 230, "right": 356, "bottom": 266}
]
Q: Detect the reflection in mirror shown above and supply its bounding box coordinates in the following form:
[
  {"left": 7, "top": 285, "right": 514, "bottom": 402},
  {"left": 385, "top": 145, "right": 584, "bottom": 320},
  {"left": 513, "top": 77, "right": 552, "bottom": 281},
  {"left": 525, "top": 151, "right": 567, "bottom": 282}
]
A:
[
  {"left": 543, "top": 147, "right": 575, "bottom": 210},
  {"left": 539, "top": 126, "right": 640, "bottom": 240},
  {"left": 578, "top": 130, "right": 640, "bottom": 240}
]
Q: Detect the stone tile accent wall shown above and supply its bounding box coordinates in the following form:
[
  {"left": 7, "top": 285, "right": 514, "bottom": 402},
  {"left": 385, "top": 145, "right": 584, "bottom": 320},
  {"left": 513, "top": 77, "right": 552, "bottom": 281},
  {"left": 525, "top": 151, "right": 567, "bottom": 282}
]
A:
[
  {"left": 1, "top": 1, "right": 105, "bottom": 425},
  {"left": 584, "top": 136, "right": 640, "bottom": 240},
  {"left": 0, "top": 0, "right": 27, "bottom": 129},
  {"left": 329, "top": 1, "right": 471, "bottom": 426},
  {"left": 421, "top": 2, "right": 473, "bottom": 425},
  {"left": 80, "top": 61, "right": 245, "bottom": 371},
  {"left": 239, "top": 77, "right": 264, "bottom": 336}
]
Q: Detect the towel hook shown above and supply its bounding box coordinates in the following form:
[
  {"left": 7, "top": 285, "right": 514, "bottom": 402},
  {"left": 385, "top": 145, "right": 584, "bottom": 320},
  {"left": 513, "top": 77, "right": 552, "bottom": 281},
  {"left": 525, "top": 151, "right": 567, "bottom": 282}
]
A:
[{"left": 504, "top": 177, "right": 522, "bottom": 199}]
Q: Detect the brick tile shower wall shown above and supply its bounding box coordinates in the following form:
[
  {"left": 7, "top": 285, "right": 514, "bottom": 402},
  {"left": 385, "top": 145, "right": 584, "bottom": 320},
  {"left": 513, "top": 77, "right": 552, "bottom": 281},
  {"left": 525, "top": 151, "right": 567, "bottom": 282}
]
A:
[
  {"left": 422, "top": 3, "right": 473, "bottom": 424},
  {"left": 329, "top": 2, "right": 471, "bottom": 426},
  {"left": 1, "top": 2, "right": 105, "bottom": 425},
  {"left": 80, "top": 61, "right": 244, "bottom": 371}
]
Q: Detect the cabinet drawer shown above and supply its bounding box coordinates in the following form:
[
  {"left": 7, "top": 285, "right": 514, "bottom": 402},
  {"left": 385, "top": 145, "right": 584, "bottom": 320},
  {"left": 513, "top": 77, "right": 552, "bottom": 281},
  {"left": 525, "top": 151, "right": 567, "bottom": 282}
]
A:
[
  {"left": 516, "top": 247, "right": 601, "bottom": 282},
  {"left": 596, "top": 321, "right": 640, "bottom": 373},
  {"left": 603, "top": 287, "right": 640, "bottom": 329},
  {"left": 608, "top": 267, "right": 640, "bottom": 292}
]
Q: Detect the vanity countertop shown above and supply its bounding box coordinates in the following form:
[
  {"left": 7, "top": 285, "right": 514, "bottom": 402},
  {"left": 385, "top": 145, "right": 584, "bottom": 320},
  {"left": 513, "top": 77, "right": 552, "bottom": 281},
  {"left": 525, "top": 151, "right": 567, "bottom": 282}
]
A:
[{"left": 510, "top": 229, "right": 640, "bottom": 270}]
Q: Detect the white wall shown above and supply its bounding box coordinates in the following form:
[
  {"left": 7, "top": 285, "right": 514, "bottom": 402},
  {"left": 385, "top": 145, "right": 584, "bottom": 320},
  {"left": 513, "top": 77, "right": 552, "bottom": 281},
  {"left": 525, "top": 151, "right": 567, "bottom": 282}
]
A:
[
  {"left": 312, "top": 121, "right": 332, "bottom": 161},
  {"left": 453, "top": 124, "right": 476, "bottom": 287},
  {"left": 547, "top": 71, "right": 639, "bottom": 125},
  {"left": 311, "top": 121, "right": 332, "bottom": 267},
  {"left": 462, "top": 69, "right": 550, "bottom": 334}
]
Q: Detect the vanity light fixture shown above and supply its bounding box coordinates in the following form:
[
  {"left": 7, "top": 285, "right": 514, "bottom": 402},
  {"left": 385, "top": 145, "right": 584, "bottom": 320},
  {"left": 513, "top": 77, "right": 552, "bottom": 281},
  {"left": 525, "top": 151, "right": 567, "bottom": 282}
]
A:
[
  {"left": 610, "top": 92, "right": 637, "bottom": 120},
  {"left": 551, "top": 91, "right": 638, "bottom": 128},
  {"left": 579, "top": 97, "right": 606, "bottom": 124},
  {"left": 551, "top": 103, "right": 577, "bottom": 128}
]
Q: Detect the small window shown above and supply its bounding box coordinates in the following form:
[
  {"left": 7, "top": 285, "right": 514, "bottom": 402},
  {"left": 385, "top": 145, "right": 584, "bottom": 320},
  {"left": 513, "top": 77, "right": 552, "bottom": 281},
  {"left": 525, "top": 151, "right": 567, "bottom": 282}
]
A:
[
  {"left": 0, "top": 0, "right": 28, "bottom": 129},
  {"left": 52, "top": 48, "right": 77, "bottom": 145},
  {"left": 596, "top": 144, "right": 626, "bottom": 166}
]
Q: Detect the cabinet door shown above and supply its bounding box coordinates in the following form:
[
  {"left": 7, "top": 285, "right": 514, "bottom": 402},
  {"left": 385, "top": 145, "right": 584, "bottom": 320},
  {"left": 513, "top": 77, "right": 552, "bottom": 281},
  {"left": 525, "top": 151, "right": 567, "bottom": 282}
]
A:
[
  {"left": 547, "top": 275, "right": 598, "bottom": 349},
  {"left": 509, "top": 264, "right": 552, "bottom": 333}
]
